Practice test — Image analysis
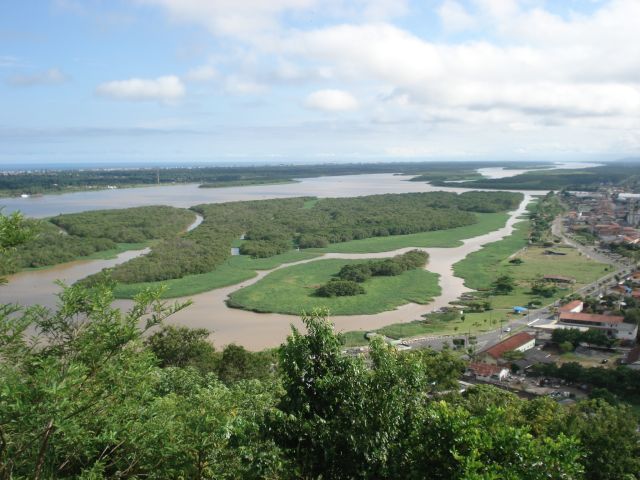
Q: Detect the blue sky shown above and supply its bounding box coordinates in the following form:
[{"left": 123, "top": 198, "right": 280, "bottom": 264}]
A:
[{"left": 1, "top": 0, "right": 639, "bottom": 165}]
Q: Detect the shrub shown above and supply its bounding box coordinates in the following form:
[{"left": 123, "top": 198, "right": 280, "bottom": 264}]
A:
[
  {"left": 337, "top": 263, "right": 372, "bottom": 283},
  {"left": 316, "top": 279, "right": 365, "bottom": 297}
]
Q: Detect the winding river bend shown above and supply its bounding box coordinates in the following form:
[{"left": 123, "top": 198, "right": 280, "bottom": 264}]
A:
[
  {"left": 3, "top": 193, "right": 530, "bottom": 350},
  {"left": 109, "top": 195, "right": 532, "bottom": 350},
  {"left": 1, "top": 170, "right": 548, "bottom": 349}
]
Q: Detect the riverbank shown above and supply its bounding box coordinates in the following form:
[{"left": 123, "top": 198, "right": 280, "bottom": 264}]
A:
[{"left": 107, "top": 194, "right": 534, "bottom": 350}]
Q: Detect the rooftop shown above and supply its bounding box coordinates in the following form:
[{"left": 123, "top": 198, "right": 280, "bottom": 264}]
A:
[
  {"left": 482, "top": 332, "right": 536, "bottom": 360},
  {"left": 558, "top": 300, "right": 584, "bottom": 312},
  {"left": 559, "top": 312, "right": 624, "bottom": 325},
  {"left": 468, "top": 363, "right": 505, "bottom": 377}
]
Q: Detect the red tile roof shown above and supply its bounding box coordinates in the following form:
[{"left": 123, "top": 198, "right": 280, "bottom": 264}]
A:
[
  {"left": 559, "top": 312, "right": 624, "bottom": 324},
  {"left": 558, "top": 300, "right": 583, "bottom": 313},
  {"left": 482, "top": 332, "right": 535, "bottom": 359},
  {"left": 468, "top": 363, "right": 504, "bottom": 377}
]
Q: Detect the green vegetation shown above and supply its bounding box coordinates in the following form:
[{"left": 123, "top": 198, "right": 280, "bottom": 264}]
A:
[
  {"left": 3, "top": 286, "right": 638, "bottom": 479},
  {"left": 1, "top": 206, "right": 195, "bottom": 275},
  {"left": 315, "top": 250, "right": 429, "bottom": 297},
  {"left": 228, "top": 258, "right": 440, "bottom": 315},
  {"left": 0, "top": 210, "right": 34, "bottom": 283},
  {"left": 454, "top": 221, "right": 608, "bottom": 311},
  {"left": 551, "top": 328, "right": 614, "bottom": 349},
  {"left": 409, "top": 169, "right": 483, "bottom": 183},
  {"left": 318, "top": 212, "right": 510, "bottom": 253},
  {"left": 529, "top": 192, "right": 565, "bottom": 244},
  {"left": 113, "top": 250, "right": 321, "bottom": 299},
  {"left": 199, "top": 178, "right": 296, "bottom": 188},
  {"left": 96, "top": 191, "right": 520, "bottom": 286},
  {"left": 454, "top": 220, "right": 530, "bottom": 291},
  {"left": 531, "top": 362, "right": 640, "bottom": 405},
  {"left": 433, "top": 162, "right": 640, "bottom": 192},
  {"left": 316, "top": 279, "right": 365, "bottom": 297}
]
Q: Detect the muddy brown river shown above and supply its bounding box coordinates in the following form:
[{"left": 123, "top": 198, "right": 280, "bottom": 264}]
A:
[{"left": 2, "top": 186, "right": 532, "bottom": 350}]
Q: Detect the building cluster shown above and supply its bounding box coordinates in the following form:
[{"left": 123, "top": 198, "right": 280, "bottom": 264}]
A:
[
  {"left": 564, "top": 191, "right": 640, "bottom": 245},
  {"left": 467, "top": 280, "right": 640, "bottom": 382}
]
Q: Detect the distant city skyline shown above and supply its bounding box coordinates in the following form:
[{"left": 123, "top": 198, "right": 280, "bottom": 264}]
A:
[{"left": 1, "top": 0, "right": 639, "bottom": 164}]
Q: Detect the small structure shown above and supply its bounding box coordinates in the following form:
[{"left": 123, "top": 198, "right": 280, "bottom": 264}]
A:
[
  {"left": 558, "top": 300, "right": 584, "bottom": 315},
  {"left": 513, "top": 306, "right": 528, "bottom": 314},
  {"left": 543, "top": 275, "right": 575, "bottom": 284},
  {"left": 558, "top": 312, "right": 637, "bottom": 341},
  {"left": 466, "top": 362, "right": 509, "bottom": 382},
  {"left": 477, "top": 332, "right": 536, "bottom": 365}
]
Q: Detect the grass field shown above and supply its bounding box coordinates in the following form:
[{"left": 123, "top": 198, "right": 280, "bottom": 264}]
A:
[
  {"left": 313, "top": 212, "right": 510, "bottom": 253},
  {"left": 453, "top": 220, "right": 610, "bottom": 310},
  {"left": 341, "top": 218, "right": 610, "bottom": 343},
  {"left": 113, "top": 250, "right": 322, "bottom": 299},
  {"left": 227, "top": 258, "right": 440, "bottom": 315}
]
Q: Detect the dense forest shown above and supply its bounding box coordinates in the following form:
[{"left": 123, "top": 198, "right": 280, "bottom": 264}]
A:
[
  {"left": 96, "top": 191, "right": 522, "bottom": 285},
  {"left": 425, "top": 162, "right": 640, "bottom": 192},
  {"left": 0, "top": 161, "right": 549, "bottom": 196},
  {"left": 0, "top": 206, "right": 195, "bottom": 274},
  {"left": 1, "top": 282, "right": 638, "bottom": 479}
]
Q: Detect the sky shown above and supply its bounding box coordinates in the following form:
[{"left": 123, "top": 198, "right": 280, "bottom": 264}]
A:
[{"left": 1, "top": 0, "right": 639, "bottom": 165}]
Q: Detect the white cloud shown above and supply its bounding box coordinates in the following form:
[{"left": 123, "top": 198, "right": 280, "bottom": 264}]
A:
[
  {"left": 305, "top": 89, "right": 358, "bottom": 111},
  {"left": 96, "top": 75, "right": 185, "bottom": 102},
  {"left": 137, "top": 0, "right": 315, "bottom": 38},
  {"left": 438, "top": 0, "right": 477, "bottom": 32},
  {"left": 7, "top": 68, "right": 67, "bottom": 86},
  {"left": 225, "top": 75, "right": 268, "bottom": 94},
  {"left": 185, "top": 65, "right": 218, "bottom": 82}
]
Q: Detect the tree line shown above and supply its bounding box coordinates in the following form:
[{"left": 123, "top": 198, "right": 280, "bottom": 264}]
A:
[
  {"left": 97, "top": 191, "right": 521, "bottom": 285},
  {"left": 0, "top": 206, "right": 195, "bottom": 274},
  {"left": 317, "top": 250, "right": 429, "bottom": 297},
  {"left": 0, "top": 161, "right": 539, "bottom": 196}
]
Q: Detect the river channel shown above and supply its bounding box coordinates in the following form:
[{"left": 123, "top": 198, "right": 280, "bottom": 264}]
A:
[
  {"left": 2, "top": 163, "right": 598, "bottom": 348},
  {"left": 108, "top": 195, "right": 532, "bottom": 350}
]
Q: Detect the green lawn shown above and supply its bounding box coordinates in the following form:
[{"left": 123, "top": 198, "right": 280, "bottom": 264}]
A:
[
  {"left": 453, "top": 220, "right": 610, "bottom": 310},
  {"left": 113, "top": 250, "right": 322, "bottom": 299},
  {"left": 227, "top": 258, "right": 440, "bottom": 315},
  {"left": 314, "top": 212, "right": 509, "bottom": 253},
  {"left": 341, "top": 219, "right": 610, "bottom": 343},
  {"left": 342, "top": 309, "right": 514, "bottom": 344}
]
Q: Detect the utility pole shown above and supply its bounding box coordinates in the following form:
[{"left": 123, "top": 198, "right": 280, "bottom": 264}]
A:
[{"left": 156, "top": 168, "right": 160, "bottom": 185}]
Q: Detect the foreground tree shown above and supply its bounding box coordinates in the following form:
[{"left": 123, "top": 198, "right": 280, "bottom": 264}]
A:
[
  {"left": 0, "top": 210, "right": 34, "bottom": 282},
  {"left": 272, "top": 309, "right": 586, "bottom": 479},
  {"left": 0, "top": 283, "right": 282, "bottom": 479}
]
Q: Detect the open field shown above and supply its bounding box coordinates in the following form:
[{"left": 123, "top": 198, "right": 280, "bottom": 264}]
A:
[
  {"left": 113, "top": 250, "right": 321, "bottom": 299},
  {"left": 227, "top": 258, "right": 440, "bottom": 316},
  {"left": 314, "top": 212, "right": 509, "bottom": 253},
  {"left": 454, "top": 220, "right": 609, "bottom": 309},
  {"left": 342, "top": 217, "right": 610, "bottom": 343}
]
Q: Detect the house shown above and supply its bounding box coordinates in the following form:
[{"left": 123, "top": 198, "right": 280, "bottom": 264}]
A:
[
  {"left": 511, "top": 348, "right": 555, "bottom": 372},
  {"left": 558, "top": 300, "right": 584, "bottom": 315},
  {"left": 466, "top": 362, "right": 509, "bottom": 382},
  {"left": 477, "top": 332, "right": 536, "bottom": 365},
  {"left": 543, "top": 275, "right": 575, "bottom": 284},
  {"left": 558, "top": 312, "right": 637, "bottom": 341}
]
